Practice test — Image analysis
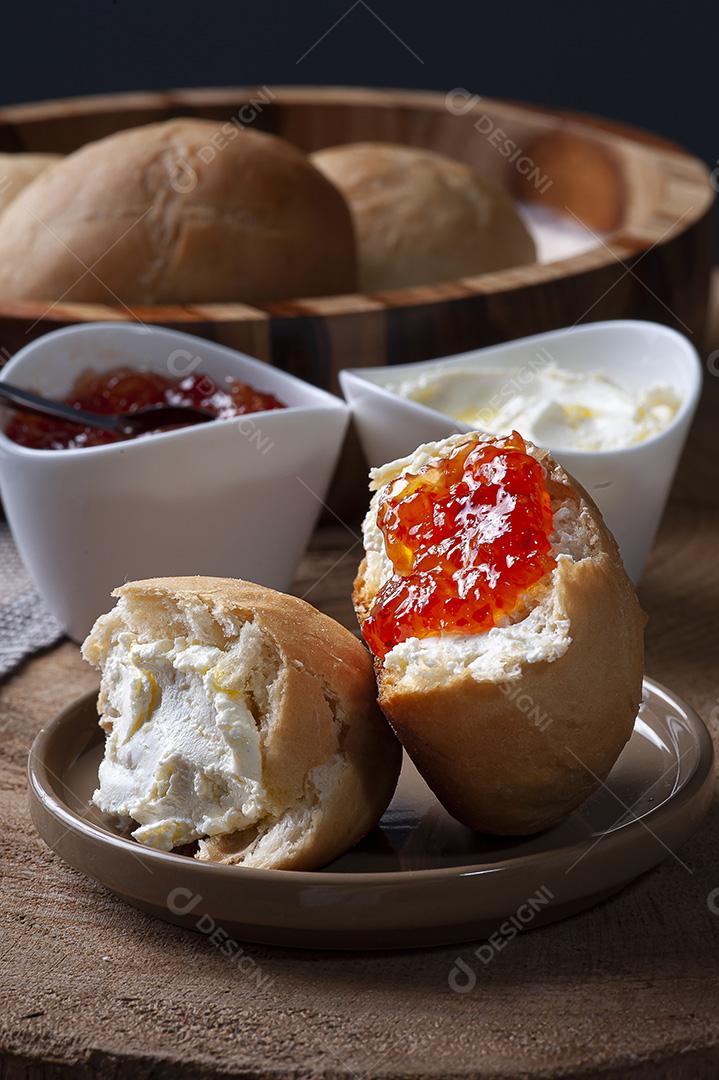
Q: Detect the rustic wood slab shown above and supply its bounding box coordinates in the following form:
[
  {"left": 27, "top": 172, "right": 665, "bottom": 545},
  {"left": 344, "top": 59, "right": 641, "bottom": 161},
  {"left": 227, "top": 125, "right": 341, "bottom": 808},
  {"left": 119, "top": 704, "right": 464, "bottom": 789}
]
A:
[{"left": 3, "top": 285, "right": 719, "bottom": 1078}]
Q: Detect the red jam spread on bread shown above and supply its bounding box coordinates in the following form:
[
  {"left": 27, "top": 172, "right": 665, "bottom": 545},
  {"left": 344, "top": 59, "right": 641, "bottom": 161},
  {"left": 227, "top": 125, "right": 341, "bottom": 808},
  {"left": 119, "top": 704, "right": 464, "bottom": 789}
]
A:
[
  {"left": 5, "top": 367, "right": 285, "bottom": 450},
  {"left": 362, "top": 432, "right": 556, "bottom": 659}
]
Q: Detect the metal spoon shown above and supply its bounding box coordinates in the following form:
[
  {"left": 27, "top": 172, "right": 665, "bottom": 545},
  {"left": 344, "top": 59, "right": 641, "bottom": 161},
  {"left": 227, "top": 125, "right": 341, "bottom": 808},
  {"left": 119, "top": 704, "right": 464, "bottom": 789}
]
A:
[{"left": 0, "top": 381, "right": 214, "bottom": 437}]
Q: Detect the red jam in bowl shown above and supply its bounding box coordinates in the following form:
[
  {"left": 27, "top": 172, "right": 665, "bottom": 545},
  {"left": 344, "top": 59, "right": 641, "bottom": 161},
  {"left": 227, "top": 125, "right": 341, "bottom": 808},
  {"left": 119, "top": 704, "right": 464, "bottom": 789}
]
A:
[
  {"left": 4, "top": 367, "right": 286, "bottom": 450},
  {"left": 362, "top": 432, "right": 557, "bottom": 659}
]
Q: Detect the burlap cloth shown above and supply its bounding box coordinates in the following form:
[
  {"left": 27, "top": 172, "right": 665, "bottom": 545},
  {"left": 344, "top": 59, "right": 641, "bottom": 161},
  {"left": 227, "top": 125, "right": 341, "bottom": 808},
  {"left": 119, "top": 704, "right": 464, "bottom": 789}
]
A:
[{"left": 0, "top": 523, "right": 62, "bottom": 677}]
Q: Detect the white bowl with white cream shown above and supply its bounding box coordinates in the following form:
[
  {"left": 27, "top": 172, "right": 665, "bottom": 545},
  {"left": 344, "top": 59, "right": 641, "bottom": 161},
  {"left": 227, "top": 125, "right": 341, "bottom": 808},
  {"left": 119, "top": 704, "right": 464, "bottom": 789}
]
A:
[{"left": 340, "top": 321, "right": 702, "bottom": 582}]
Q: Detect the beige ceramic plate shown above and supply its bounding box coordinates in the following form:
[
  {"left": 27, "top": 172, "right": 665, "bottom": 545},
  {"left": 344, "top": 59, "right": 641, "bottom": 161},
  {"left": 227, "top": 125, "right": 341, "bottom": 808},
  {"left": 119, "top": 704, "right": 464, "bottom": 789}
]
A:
[{"left": 28, "top": 678, "right": 713, "bottom": 950}]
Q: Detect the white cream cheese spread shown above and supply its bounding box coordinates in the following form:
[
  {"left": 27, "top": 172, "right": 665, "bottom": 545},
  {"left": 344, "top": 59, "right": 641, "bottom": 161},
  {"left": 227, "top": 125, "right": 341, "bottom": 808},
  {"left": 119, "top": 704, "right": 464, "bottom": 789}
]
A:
[
  {"left": 392, "top": 363, "right": 680, "bottom": 452},
  {"left": 91, "top": 620, "right": 272, "bottom": 851}
]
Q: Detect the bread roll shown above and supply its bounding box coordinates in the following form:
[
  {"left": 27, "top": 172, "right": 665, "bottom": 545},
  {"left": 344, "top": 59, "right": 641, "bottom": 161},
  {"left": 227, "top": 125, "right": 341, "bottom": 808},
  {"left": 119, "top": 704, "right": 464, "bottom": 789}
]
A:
[
  {"left": 521, "top": 131, "right": 623, "bottom": 232},
  {"left": 82, "top": 577, "right": 401, "bottom": 870},
  {"left": 0, "top": 121, "right": 357, "bottom": 304},
  {"left": 312, "top": 142, "right": 536, "bottom": 291},
  {"left": 0, "top": 152, "right": 62, "bottom": 214},
  {"left": 354, "top": 433, "right": 645, "bottom": 835}
]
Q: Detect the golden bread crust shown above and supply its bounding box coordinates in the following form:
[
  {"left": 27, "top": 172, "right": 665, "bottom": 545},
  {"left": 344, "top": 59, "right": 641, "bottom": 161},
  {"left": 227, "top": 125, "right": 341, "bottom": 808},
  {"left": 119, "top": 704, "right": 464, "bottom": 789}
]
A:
[{"left": 0, "top": 152, "right": 62, "bottom": 214}]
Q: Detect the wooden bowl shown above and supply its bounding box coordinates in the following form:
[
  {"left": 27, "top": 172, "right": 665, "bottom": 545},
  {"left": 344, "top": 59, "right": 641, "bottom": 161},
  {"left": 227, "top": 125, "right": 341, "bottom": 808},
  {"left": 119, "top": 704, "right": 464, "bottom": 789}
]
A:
[{"left": 0, "top": 86, "right": 713, "bottom": 388}]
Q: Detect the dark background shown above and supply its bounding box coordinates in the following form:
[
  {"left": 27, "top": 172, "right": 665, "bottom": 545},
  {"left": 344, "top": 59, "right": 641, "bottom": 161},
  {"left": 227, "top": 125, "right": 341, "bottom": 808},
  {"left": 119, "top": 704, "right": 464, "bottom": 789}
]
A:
[{"left": 0, "top": 0, "right": 717, "bottom": 240}]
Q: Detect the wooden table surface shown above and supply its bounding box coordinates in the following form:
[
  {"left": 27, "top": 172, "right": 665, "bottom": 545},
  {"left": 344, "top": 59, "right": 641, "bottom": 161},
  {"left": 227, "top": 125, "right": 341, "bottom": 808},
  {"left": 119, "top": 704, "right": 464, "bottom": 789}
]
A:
[{"left": 3, "top": 295, "right": 719, "bottom": 1079}]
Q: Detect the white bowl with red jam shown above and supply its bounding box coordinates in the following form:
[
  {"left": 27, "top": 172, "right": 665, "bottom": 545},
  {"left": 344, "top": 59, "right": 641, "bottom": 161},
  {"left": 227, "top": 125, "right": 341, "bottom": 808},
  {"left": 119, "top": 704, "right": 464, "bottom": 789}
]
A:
[
  {"left": 340, "top": 320, "right": 702, "bottom": 583},
  {"left": 0, "top": 322, "right": 349, "bottom": 640}
]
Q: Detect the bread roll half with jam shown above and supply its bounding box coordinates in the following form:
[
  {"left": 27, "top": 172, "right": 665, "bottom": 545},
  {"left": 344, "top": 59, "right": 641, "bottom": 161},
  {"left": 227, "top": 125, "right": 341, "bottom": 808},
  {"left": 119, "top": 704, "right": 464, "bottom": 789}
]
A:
[
  {"left": 354, "top": 432, "right": 645, "bottom": 835},
  {"left": 83, "top": 577, "right": 401, "bottom": 870}
]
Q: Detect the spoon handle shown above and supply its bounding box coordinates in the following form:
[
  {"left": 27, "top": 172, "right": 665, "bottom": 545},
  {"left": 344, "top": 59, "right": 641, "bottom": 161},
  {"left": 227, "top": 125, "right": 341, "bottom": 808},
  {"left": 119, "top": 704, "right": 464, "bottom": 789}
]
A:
[{"left": 0, "top": 381, "right": 119, "bottom": 433}]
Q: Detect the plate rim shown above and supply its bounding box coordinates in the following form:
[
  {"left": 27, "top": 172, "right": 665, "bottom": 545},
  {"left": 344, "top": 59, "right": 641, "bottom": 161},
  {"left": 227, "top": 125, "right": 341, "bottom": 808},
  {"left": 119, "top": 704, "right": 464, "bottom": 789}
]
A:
[{"left": 27, "top": 675, "right": 715, "bottom": 887}]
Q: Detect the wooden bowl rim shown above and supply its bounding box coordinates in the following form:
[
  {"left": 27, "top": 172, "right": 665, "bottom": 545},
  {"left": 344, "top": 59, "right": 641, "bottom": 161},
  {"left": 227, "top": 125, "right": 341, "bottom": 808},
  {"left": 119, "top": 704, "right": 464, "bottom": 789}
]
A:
[{"left": 0, "top": 85, "right": 712, "bottom": 326}]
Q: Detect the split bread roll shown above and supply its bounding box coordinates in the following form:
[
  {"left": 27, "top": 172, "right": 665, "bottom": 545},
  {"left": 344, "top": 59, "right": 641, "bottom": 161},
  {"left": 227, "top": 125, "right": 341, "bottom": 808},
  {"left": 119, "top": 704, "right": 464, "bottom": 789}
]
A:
[
  {"left": 312, "top": 142, "right": 536, "bottom": 291},
  {"left": 354, "top": 433, "right": 645, "bottom": 835},
  {"left": 82, "top": 577, "right": 401, "bottom": 870},
  {"left": 0, "top": 152, "right": 62, "bottom": 214},
  {"left": 0, "top": 120, "right": 357, "bottom": 305}
]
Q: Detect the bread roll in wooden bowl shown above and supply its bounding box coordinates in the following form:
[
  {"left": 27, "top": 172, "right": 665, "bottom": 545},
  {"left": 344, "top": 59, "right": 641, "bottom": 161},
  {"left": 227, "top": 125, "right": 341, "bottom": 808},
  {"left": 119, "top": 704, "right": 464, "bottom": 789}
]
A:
[
  {"left": 311, "top": 142, "right": 536, "bottom": 290},
  {"left": 0, "top": 120, "right": 356, "bottom": 305},
  {"left": 0, "top": 87, "right": 711, "bottom": 387}
]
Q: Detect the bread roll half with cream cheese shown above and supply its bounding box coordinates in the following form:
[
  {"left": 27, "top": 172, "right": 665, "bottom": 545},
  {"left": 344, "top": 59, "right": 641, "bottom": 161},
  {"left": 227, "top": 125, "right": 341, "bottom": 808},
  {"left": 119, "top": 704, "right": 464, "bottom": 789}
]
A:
[
  {"left": 83, "top": 577, "right": 401, "bottom": 870},
  {"left": 353, "top": 433, "right": 645, "bottom": 835}
]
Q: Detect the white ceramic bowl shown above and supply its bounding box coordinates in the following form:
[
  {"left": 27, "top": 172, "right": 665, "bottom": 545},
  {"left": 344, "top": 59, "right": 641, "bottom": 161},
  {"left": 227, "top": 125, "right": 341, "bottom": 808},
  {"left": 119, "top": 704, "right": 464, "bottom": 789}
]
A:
[
  {"left": 340, "top": 321, "right": 702, "bottom": 583},
  {"left": 0, "top": 323, "right": 349, "bottom": 641}
]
